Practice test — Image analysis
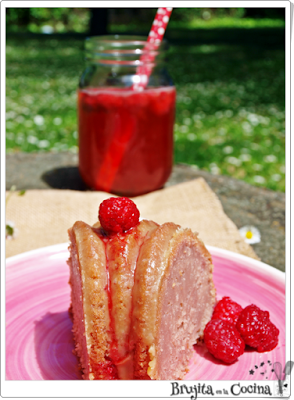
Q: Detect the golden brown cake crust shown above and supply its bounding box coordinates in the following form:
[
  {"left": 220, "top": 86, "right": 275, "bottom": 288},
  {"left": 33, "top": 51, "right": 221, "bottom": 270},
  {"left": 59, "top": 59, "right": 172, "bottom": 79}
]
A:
[
  {"left": 69, "top": 220, "right": 159, "bottom": 380},
  {"left": 69, "top": 221, "right": 116, "bottom": 379},
  {"left": 105, "top": 220, "right": 158, "bottom": 379},
  {"left": 131, "top": 222, "right": 180, "bottom": 379}
]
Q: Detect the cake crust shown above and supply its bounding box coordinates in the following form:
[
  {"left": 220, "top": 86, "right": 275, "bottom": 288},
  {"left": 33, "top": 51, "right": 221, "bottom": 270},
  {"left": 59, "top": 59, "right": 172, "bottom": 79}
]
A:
[
  {"left": 68, "top": 221, "right": 116, "bottom": 379},
  {"left": 104, "top": 220, "right": 158, "bottom": 379},
  {"left": 131, "top": 224, "right": 216, "bottom": 380},
  {"left": 68, "top": 219, "right": 216, "bottom": 380},
  {"left": 131, "top": 222, "right": 180, "bottom": 379}
]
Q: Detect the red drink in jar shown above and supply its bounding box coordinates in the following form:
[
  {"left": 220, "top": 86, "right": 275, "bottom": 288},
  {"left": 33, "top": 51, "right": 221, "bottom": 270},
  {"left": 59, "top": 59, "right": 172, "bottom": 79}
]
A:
[{"left": 78, "top": 86, "right": 176, "bottom": 196}]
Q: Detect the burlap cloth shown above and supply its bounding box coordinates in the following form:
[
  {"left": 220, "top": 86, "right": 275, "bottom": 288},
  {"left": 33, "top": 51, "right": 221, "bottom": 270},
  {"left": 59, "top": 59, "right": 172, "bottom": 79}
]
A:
[{"left": 5, "top": 178, "right": 258, "bottom": 260}]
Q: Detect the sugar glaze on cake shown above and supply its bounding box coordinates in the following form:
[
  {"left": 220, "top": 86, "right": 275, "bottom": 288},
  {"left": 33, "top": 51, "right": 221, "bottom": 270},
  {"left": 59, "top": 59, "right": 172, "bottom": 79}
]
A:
[{"left": 68, "top": 219, "right": 216, "bottom": 380}]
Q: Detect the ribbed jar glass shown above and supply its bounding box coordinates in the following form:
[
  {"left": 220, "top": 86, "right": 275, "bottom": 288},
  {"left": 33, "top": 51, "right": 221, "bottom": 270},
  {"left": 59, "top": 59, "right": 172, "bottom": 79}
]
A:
[{"left": 78, "top": 35, "right": 176, "bottom": 196}]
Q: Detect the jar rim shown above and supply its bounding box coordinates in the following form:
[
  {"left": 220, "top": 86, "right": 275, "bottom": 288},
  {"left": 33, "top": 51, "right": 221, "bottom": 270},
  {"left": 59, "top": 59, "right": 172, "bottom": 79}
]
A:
[
  {"left": 86, "top": 35, "right": 168, "bottom": 50},
  {"left": 87, "top": 34, "right": 147, "bottom": 43}
]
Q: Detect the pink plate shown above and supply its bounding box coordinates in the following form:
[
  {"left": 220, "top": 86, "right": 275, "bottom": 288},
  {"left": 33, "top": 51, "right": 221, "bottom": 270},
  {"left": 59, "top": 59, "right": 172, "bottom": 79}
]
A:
[{"left": 6, "top": 243, "right": 285, "bottom": 380}]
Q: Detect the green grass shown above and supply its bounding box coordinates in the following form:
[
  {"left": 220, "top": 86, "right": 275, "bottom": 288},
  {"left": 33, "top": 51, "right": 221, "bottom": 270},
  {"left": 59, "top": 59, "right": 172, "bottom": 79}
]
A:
[
  {"left": 170, "top": 43, "right": 285, "bottom": 191},
  {"left": 6, "top": 30, "right": 285, "bottom": 192},
  {"left": 6, "top": 38, "right": 82, "bottom": 153},
  {"left": 170, "top": 17, "right": 285, "bottom": 29},
  {"left": 110, "top": 17, "right": 285, "bottom": 33}
]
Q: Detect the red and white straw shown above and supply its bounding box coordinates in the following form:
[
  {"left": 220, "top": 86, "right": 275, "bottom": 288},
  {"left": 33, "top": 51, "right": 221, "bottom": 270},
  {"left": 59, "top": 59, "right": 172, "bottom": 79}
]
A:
[
  {"left": 133, "top": 7, "right": 172, "bottom": 90},
  {"left": 147, "top": 7, "right": 173, "bottom": 45}
]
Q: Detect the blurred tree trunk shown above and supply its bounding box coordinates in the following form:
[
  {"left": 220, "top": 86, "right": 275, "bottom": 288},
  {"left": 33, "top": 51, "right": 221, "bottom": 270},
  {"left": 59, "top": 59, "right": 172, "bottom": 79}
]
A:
[
  {"left": 6, "top": 8, "right": 31, "bottom": 28},
  {"left": 89, "top": 8, "right": 109, "bottom": 36},
  {"left": 18, "top": 8, "right": 30, "bottom": 27}
]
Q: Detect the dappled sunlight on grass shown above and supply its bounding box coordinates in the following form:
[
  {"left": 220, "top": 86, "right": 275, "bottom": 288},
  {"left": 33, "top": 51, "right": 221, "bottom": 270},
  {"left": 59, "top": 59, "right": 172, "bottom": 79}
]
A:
[
  {"left": 169, "top": 43, "right": 285, "bottom": 192},
  {"left": 6, "top": 35, "right": 285, "bottom": 192},
  {"left": 110, "top": 18, "right": 285, "bottom": 34},
  {"left": 169, "top": 17, "right": 285, "bottom": 29}
]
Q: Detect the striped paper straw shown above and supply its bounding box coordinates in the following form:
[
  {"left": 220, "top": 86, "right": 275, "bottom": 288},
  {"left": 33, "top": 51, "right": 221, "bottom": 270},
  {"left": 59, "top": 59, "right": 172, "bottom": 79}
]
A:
[{"left": 133, "top": 7, "right": 172, "bottom": 90}]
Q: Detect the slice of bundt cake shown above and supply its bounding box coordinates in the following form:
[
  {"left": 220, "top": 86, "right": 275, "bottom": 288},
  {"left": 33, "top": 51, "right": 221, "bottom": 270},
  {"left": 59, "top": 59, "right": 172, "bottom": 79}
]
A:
[
  {"left": 131, "top": 223, "right": 216, "bottom": 380},
  {"left": 67, "top": 197, "right": 216, "bottom": 380}
]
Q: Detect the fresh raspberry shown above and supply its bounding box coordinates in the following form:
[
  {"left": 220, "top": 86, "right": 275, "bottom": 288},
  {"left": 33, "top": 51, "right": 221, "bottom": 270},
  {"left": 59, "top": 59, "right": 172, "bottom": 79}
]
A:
[
  {"left": 236, "top": 304, "right": 279, "bottom": 352},
  {"left": 212, "top": 296, "right": 243, "bottom": 325},
  {"left": 204, "top": 319, "right": 245, "bottom": 364},
  {"left": 98, "top": 197, "right": 140, "bottom": 234}
]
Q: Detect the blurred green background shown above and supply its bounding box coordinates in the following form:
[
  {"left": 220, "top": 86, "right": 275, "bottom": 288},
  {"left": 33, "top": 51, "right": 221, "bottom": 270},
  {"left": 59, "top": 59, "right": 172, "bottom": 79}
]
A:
[{"left": 6, "top": 8, "right": 285, "bottom": 191}]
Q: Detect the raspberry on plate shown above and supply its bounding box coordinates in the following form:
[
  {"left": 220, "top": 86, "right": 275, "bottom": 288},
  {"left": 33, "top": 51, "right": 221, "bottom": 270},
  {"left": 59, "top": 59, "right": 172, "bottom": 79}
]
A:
[
  {"left": 236, "top": 304, "right": 279, "bottom": 352},
  {"left": 204, "top": 319, "right": 245, "bottom": 364},
  {"left": 212, "top": 296, "right": 243, "bottom": 325},
  {"left": 99, "top": 197, "right": 140, "bottom": 234}
]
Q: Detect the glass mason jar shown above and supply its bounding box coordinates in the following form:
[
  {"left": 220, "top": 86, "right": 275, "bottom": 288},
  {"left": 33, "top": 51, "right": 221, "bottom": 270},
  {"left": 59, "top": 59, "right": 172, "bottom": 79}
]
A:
[{"left": 78, "top": 35, "right": 176, "bottom": 197}]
